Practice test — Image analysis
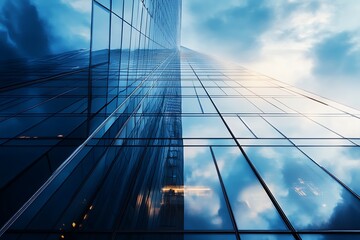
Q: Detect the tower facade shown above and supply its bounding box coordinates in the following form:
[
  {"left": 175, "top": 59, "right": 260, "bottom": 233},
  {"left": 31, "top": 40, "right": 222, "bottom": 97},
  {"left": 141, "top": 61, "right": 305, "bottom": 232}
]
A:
[{"left": 1, "top": 1, "right": 360, "bottom": 240}]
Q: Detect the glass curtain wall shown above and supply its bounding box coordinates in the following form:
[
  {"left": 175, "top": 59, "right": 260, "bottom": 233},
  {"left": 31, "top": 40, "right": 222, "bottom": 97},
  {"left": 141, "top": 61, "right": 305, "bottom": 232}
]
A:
[
  {"left": 0, "top": 0, "right": 181, "bottom": 232},
  {"left": 1, "top": 1, "right": 360, "bottom": 240}
]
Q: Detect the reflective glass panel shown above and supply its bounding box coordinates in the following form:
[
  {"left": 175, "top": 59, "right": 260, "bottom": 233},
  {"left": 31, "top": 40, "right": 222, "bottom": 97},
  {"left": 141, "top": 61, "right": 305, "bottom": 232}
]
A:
[
  {"left": 240, "top": 234, "right": 295, "bottom": 240},
  {"left": 244, "top": 147, "right": 360, "bottom": 230},
  {"left": 182, "top": 116, "right": 231, "bottom": 138},
  {"left": 300, "top": 234, "right": 360, "bottom": 240},
  {"left": 300, "top": 147, "right": 360, "bottom": 195},
  {"left": 212, "top": 147, "right": 288, "bottom": 230},
  {"left": 264, "top": 117, "right": 340, "bottom": 138},
  {"left": 213, "top": 97, "right": 260, "bottom": 113},
  {"left": 183, "top": 147, "right": 233, "bottom": 230},
  {"left": 91, "top": 3, "right": 110, "bottom": 65}
]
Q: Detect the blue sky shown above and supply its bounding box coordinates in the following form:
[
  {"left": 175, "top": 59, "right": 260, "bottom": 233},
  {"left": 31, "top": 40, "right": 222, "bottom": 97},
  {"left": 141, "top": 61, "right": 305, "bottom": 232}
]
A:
[{"left": 182, "top": 0, "right": 360, "bottom": 109}]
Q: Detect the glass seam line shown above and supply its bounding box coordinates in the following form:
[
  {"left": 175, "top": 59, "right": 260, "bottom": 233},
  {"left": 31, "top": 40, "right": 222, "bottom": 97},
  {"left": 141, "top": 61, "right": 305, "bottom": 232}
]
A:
[
  {"left": 0, "top": 52, "right": 177, "bottom": 237},
  {"left": 209, "top": 146, "right": 241, "bottom": 239},
  {"left": 260, "top": 116, "right": 360, "bottom": 200},
  {"left": 187, "top": 61, "right": 302, "bottom": 240}
]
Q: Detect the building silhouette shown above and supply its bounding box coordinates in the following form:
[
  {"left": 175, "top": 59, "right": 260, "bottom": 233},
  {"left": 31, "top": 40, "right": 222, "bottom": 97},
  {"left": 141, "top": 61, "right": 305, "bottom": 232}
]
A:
[{"left": 0, "top": 0, "right": 360, "bottom": 240}]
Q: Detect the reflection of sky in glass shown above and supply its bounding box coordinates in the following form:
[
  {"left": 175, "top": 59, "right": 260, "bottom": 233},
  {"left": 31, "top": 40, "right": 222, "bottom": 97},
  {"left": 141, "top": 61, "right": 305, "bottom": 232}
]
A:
[
  {"left": 274, "top": 97, "right": 342, "bottom": 114},
  {"left": 300, "top": 147, "right": 360, "bottom": 195},
  {"left": 244, "top": 147, "right": 360, "bottom": 230},
  {"left": 223, "top": 117, "right": 255, "bottom": 138},
  {"left": 184, "top": 147, "right": 233, "bottom": 230},
  {"left": 212, "top": 97, "right": 260, "bottom": 113},
  {"left": 212, "top": 147, "right": 287, "bottom": 230},
  {"left": 309, "top": 116, "right": 360, "bottom": 138},
  {"left": 182, "top": 98, "right": 203, "bottom": 113},
  {"left": 264, "top": 117, "right": 340, "bottom": 138},
  {"left": 0, "top": 0, "right": 91, "bottom": 59},
  {"left": 241, "top": 117, "right": 284, "bottom": 138},
  {"left": 240, "top": 234, "right": 295, "bottom": 240},
  {"left": 182, "top": 116, "right": 231, "bottom": 138},
  {"left": 300, "top": 234, "right": 360, "bottom": 240},
  {"left": 92, "top": 3, "right": 110, "bottom": 51},
  {"left": 183, "top": 234, "right": 236, "bottom": 240}
]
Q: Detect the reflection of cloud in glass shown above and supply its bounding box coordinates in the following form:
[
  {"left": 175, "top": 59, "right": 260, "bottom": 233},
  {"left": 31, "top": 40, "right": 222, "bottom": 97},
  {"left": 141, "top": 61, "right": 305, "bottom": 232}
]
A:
[
  {"left": 300, "top": 147, "right": 360, "bottom": 195},
  {"left": 183, "top": 147, "right": 233, "bottom": 230},
  {"left": 0, "top": 0, "right": 91, "bottom": 60},
  {"left": 0, "top": 0, "right": 51, "bottom": 59},
  {"left": 244, "top": 147, "right": 360, "bottom": 230},
  {"left": 237, "top": 184, "right": 274, "bottom": 219},
  {"left": 213, "top": 147, "right": 287, "bottom": 230}
]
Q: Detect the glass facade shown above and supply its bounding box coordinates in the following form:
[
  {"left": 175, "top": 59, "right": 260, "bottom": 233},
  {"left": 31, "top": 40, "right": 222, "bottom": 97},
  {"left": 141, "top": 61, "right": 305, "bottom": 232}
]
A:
[{"left": 0, "top": 1, "right": 360, "bottom": 240}]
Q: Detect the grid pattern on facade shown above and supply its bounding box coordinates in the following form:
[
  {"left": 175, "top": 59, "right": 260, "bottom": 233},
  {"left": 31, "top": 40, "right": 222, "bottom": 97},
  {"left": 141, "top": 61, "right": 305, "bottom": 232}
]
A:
[
  {"left": 0, "top": 0, "right": 181, "bottom": 232},
  {"left": 2, "top": 47, "right": 360, "bottom": 239},
  {"left": 1, "top": 1, "right": 360, "bottom": 240}
]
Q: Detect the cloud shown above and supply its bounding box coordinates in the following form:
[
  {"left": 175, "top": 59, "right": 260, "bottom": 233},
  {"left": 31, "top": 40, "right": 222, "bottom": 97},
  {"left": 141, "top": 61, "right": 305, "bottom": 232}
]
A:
[
  {"left": 202, "top": 0, "right": 273, "bottom": 50},
  {"left": 182, "top": 0, "right": 274, "bottom": 60},
  {"left": 31, "top": 0, "right": 91, "bottom": 53},
  {"left": 311, "top": 32, "right": 360, "bottom": 77},
  {"left": 182, "top": 0, "right": 360, "bottom": 109},
  {"left": 60, "top": 0, "right": 91, "bottom": 13},
  {"left": 301, "top": 31, "right": 360, "bottom": 109},
  {"left": 0, "top": 30, "right": 19, "bottom": 59},
  {"left": 0, "top": 0, "right": 51, "bottom": 59}
]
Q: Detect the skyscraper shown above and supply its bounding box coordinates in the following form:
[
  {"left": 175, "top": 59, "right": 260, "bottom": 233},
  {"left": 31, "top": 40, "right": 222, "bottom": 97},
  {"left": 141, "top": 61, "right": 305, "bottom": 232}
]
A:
[{"left": 0, "top": 1, "right": 360, "bottom": 240}]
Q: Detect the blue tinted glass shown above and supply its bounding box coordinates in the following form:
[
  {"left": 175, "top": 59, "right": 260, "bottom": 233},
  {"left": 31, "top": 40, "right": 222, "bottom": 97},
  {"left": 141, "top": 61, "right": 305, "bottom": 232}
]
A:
[
  {"left": 244, "top": 147, "right": 360, "bottom": 230},
  {"left": 240, "top": 234, "right": 295, "bottom": 240},
  {"left": 183, "top": 147, "right": 233, "bottom": 230},
  {"left": 212, "top": 147, "right": 287, "bottom": 230},
  {"left": 91, "top": 3, "right": 110, "bottom": 64},
  {"left": 182, "top": 116, "right": 231, "bottom": 138},
  {"left": 112, "top": 0, "right": 124, "bottom": 16},
  {"left": 300, "top": 234, "right": 360, "bottom": 240},
  {"left": 123, "top": 0, "right": 133, "bottom": 23},
  {"left": 300, "top": 147, "right": 360, "bottom": 195},
  {"left": 96, "top": 0, "right": 110, "bottom": 9}
]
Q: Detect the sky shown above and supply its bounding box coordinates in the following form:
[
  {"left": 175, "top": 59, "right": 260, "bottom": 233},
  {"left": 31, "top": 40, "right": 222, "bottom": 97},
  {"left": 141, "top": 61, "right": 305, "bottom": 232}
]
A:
[
  {"left": 0, "top": 0, "right": 90, "bottom": 59},
  {"left": 182, "top": 0, "right": 360, "bottom": 109},
  {"left": 1, "top": 0, "right": 359, "bottom": 109}
]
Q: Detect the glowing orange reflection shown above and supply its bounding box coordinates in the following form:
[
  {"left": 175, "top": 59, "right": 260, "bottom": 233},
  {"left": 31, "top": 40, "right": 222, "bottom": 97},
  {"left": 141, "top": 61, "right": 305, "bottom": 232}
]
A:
[{"left": 162, "top": 185, "right": 211, "bottom": 194}]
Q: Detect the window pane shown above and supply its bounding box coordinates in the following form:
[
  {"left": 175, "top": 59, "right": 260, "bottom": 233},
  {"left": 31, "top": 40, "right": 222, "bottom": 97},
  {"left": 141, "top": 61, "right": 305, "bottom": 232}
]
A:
[
  {"left": 244, "top": 147, "right": 360, "bottom": 230},
  {"left": 183, "top": 147, "right": 233, "bottom": 230},
  {"left": 213, "top": 147, "right": 288, "bottom": 230},
  {"left": 91, "top": 3, "right": 110, "bottom": 65}
]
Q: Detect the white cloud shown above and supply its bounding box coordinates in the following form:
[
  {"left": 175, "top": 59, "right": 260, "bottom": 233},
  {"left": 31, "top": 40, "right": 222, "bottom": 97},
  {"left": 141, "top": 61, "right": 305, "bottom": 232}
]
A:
[
  {"left": 60, "top": 0, "right": 91, "bottom": 13},
  {"left": 182, "top": 0, "right": 360, "bottom": 109}
]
